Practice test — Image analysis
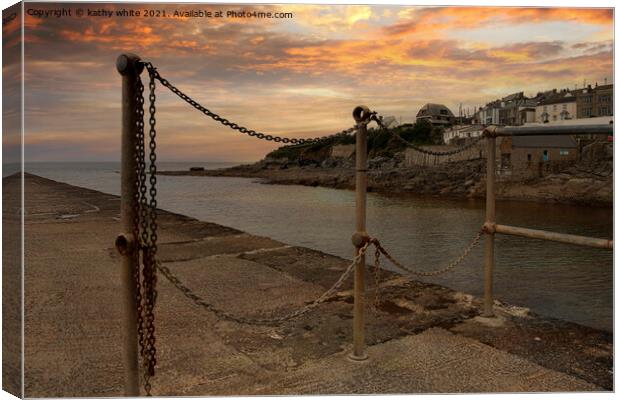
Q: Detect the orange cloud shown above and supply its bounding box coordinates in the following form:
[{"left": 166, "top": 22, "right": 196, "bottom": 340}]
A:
[{"left": 386, "top": 7, "right": 613, "bottom": 37}]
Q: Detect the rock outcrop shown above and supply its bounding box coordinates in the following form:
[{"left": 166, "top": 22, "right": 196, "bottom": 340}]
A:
[{"left": 159, "top": 142, "right": 612, "bottom": 206}]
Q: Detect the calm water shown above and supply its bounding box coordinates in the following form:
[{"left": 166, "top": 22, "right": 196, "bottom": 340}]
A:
[{"left": 23, "top": 162, "right": 614, "bottom": 331}]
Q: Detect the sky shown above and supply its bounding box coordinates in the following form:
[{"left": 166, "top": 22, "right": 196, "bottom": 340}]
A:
[{"left": 4, "top": 3, "right": 614, "bottom": 162}]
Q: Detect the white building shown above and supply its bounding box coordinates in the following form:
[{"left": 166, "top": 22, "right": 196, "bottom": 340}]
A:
[
  {"left": 535, "top": 90, "right": 577, "bottom": 123},
  {"left": 478, "top": 101, "right": 501, "bottom": 125},
  {"left": 443, "top": 124, "right": 485, "bottom": 144}
]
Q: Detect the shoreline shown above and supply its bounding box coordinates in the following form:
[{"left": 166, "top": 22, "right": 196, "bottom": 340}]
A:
[{"left": 159, "top": 160, "right": 613, "bottom": 207}]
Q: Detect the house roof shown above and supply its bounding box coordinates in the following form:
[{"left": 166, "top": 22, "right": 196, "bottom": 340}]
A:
[
  {"left": 576, "top": 84, "right": 613, "bottom": 95},
  {"left": 502, "top": 92, "right": 524, "bottom": 102},
  {"left": 483, "top": 100, "right": 502, "bottom": 109},
  {"left": 416, "top": 103, "right": 455, "bottom": 118},
  {"left": 511, "top": 135, "right": 577, "bottom": 149},
  {"left": 538, "top": 90, "right": 577, "bottom": 105},
  {"left": 595, "top": 84, "right": 613, "bottom": 91},
  {"left": 521, "top": 99, "right": 538, "bottom": 107},
  {"left": 524, "top": 116, "right": 613, "bottom": 127}
]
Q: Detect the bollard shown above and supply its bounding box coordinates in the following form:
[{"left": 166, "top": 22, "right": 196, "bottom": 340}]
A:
[
  {"left": 116, "top": 53, "right": 143, "bottom": 396},
  {"left": 483, "top": 130, "right": 496, "bottom": 317},
  {"left": 349, "top": 105, "right": 371, "bottom": 361}
]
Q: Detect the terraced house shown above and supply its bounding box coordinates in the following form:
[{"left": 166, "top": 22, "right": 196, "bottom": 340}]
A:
[
  {"left": 535, "top": 89, "right": 577, "bottom": 123},
  {"left": 576, "top": 83, "right": 613, "bottom": 118}
]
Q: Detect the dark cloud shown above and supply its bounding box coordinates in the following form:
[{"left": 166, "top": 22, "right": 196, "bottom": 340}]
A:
[
  {"left": 500, "top": 41, "right": 565, "bottom": 58},
  {"left": 571, "top": 40, "right": 613, "bottom": 53}
]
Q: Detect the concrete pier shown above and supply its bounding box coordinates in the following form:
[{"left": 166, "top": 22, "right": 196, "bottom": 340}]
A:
[{"left": 9, "top": 173, "right": 611, "bottom": 396}]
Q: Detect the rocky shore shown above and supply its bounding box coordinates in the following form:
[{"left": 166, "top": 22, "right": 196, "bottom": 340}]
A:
[{"left": 160, "top": 155, "right": 613, "bottom": 206}]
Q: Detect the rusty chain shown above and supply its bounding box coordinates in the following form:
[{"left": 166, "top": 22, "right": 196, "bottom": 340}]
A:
[
  {"left": 132, "top": 76, "right": 147, "bottom": 395},
  {"left": 139, "top": 62, "right": 482, "bottom": 156},
  {"left": 370, "top": 229, "right": 484, "bottom": 277},
  {"left": 142, "top": 62, "right": 356, "bottom": 145},
  {"left": 371, "top": 112, "right": 484, "bottom": 157},
  {"left": 156, "top": 241, "right": 372, "bottom": 326},
  {"left": 373, "top": 245, "right": 381, "bottom": 313},
  {"left": 133, "top": 73, "right": 159, "bottom": 396}
]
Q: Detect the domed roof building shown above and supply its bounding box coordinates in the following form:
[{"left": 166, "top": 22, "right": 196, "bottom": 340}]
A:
[{"left": 415, "top": 103, "right": 456, "bottom": 127}]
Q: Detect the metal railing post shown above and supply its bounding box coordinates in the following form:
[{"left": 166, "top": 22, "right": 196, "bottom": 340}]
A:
[
  {"left": 483, "top": 131, "right": 496, "bottom": 317},
  {"left": 349, "top": 106, "right": 370, "bottom": 361},
  {"left": 115, "top": 53, "right": 143, "bottom": 396}
]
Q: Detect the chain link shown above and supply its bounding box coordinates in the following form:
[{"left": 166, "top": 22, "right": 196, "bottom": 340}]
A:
[
  {"left": 142, "top": 62, "right": 356, "bottom": 145},
  {"left": 132, "top": 77, "right": 147, "bottom": 392},
  {"left": 133, "top": 73, "right": 159, "bottom": 396},
  {"left": 373, "top": 246, "right": 381, "bottom": 313},
  {"left": 371, "top": 229, "right": 484, "bottom": 277},
  {"left": 371, "top": 112, "right": 484, "bottom": 157},
  {"left": 143, "top": 70, "right": 159, "bottom": 395},
  {"left": 156, "top": 241, "right": 372, "bottom": 326}
]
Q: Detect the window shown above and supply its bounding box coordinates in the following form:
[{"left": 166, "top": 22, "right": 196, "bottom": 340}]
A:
[
  {"left": 562, "top": 104, "right": 567, "bottom": 110},
  {"left": 543, "top": 150, "right": 549, "bottom": 162},
  {"left": 553, "top": 104, "right": 557, "bottom": 111},
  {"left": 527, "top": 154, "right": 532, "bottom": 162},
  {"left": 560, "top": 150, "right": 569, "bottom": 156},
  {"left": 543, "top": 106, "right": 547, "bottom": 111}
]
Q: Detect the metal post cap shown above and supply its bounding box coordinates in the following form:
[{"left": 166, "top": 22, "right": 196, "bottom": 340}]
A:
[
  {"left": 351, "top": 231, "right": 371, "bottom": 248},
  {"left": 482, "top": 125, "right": 498, "bottom": 138},
  {"left": 482, "top": 222, "right": 496, "bottom": 234},
  {"left": 116, "top": 53, "right": 144, "bottom": 75},
  {"left": 352, "top": 105, "right": 371, "bottom": 123}
]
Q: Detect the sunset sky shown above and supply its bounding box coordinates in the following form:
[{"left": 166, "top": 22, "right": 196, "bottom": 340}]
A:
[{"left": 7, "top": 3, "right": 614, "bottom": 162}]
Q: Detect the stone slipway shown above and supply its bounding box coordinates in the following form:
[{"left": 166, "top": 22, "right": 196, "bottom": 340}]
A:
[{"left": 6, "top": 173, "right": 611, "bottom": 397}]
